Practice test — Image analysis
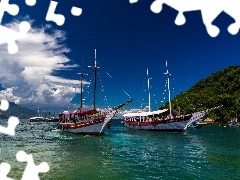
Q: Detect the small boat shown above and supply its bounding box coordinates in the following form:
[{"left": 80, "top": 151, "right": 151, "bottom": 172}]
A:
[
  {"left": 29, "top": 116, "right": 44, "bottom": 122},
  {"left": 229, "top": 122, "right": 240, "bottom": 127},
  {"left": 229, "top": 116, "right": 240, "bottom": 127},
  {"left": 196, "top": 119, "right": 208, "bottom": 125},
  {"left": 45, "top": 116, "right": 59, "bottom": 122},
  {"left": 121, "top": 61, "right": 220, "bottom": 132},
  {"left": 190, "top": 119, "right": 207, "bottom": 128},
  {"left": 29, "top": 107, "right": 45, "bottom": 122},
  {"left": 188, "top": 123, "right": 202, "bottom": 129},
  {"left": 57, "top": 48, "right": 132, "bottom": 135}
]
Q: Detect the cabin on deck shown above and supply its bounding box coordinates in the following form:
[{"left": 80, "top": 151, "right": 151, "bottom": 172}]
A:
[{"left": 122, "top": 109, "right": 182, "bottom": 122}]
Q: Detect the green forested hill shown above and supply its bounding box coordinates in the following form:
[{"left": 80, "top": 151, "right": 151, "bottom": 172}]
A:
[
  {"left": 0, "top": 102, "right": 36, "bottom": 119},
  {"left": 160, "top": 65, "right": 240, "bottom": 122}
]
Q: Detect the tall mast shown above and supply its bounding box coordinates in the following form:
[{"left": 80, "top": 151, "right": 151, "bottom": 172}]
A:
[
  {"left": 164, "top": 60, "right": 172, "bottom": 118},
  {"left": 147, "top": 67, "right": 152, "bottom": 112},
  {"left": 88, "top": 48, "right": 100, "bottom": 110},
  {"left": 77, "top": 59, "right": 88, "bottom": 111}
]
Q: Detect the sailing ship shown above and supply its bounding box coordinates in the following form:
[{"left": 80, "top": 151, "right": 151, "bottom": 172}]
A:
[
  {"left": 57, "top": 48, "right": 132, "bottom": 135},
  {"left": 121, "top": 61, "right": 220, "bottom": 132}
]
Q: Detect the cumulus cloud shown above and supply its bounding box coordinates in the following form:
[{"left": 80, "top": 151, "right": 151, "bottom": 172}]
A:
[{"left": 0, "top": 19, "right": 89, "bottom": 112}]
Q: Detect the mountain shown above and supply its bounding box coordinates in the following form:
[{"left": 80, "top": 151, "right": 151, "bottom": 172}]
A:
[
  {"left": 160, "top": 65, "right": 240, "bottom": 123},
  {"left": 0, "top": 102, "right": 36, "bottom": 119}
]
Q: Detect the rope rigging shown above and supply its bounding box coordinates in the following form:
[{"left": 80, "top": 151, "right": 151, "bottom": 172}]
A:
[
  {"left": 160, "top": 79, "right": 168, "bottom": 104},
  {"left": 76, "top": 48, "right": 132, "bottom": 111},
  {"left": 172, "top": 75, "right": 196, "bottom": 111},
  {"left": 82, "top": 63, "right": 132, "bottom": 110},
  {"left": 132, "top": 72, "right": 159, "bottom": 111},
  {"left": 134, "top": 76, "right": 148, "bottom": 109},
  {"left": 83, "top": 70, "right": 94, "bottom": 109},
  {"left": 160, "top": 73, "right": 195, "bottom": 113},
  {"left": 150, "top": 86, "right": 159, "bottom": 109},
  {"left": 104, "top": 70, "right": 132, "bottom": 99},
  {"left": 97, "top": 71, "right": 109, "bottom": 108}
]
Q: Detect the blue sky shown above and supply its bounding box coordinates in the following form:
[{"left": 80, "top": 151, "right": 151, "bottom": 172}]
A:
[{"left": 0, "top": 0, "right": 240, "bottom": 113}]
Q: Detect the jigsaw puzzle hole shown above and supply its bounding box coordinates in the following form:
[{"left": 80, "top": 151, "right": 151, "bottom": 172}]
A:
[
  {"left": 228, "top": 23, "right": 239, "bottom": 35},
  {"left": 150, "top": 0, "right": 163, "bottom": 13},
  {"left": 19, "top": 21, "right": 31, "bottom": 34},
  {"left": 0, "top": 99, "right": 9, "bottom": 111}
]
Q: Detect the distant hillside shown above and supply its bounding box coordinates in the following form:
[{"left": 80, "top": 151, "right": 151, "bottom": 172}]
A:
[
  {"left": 0, "top": 102, "right": 36, "bottom": 119},
  {"left": 160, "top": 65, "right": 240, "bottom": 122}
]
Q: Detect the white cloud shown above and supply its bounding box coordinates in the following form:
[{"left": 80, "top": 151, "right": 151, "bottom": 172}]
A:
[{"left": 0, "top": 18, "right": 89, "bottom": 112}]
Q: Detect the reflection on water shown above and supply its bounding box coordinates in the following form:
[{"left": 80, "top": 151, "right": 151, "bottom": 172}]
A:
[{"left": 0, "top": 119, "right": 240, "bottom": 179}]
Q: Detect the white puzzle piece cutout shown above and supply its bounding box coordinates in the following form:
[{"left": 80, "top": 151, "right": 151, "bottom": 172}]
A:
[
  {"left": 130, "top": 0, "right": 240, "bottom": 37},
  {"left": 0, "top": 99, "right": 19, "bottom": 136},
  {"left": 0, "top": 116, "right": 19, "bottom": 136},
  {"left": 25, "top": 0, "right": 36, "bottom": 6},
  {"left": 0, "top": 0, "right": 19, "bottom": 23},
  {"left": 0, "top": 0, "right": 31, "bottom": 54},
  {"left": 46, "top": 0, "right": 65, "bottom": 26},
  {"left": 0, "top": 163, "right": 14, "bottom": 180},
  {"left": 0, "top": 99, "right": 9, "bottom": 111},
  {"left": 16, "top": 151, "right": 50, "bottom": 180},
  {"left": 71, "top": 6, "right": 82, "bottom": 16},
  {"left": 0, "top": 21, "right": 30, "bottom": 54},
  {"left": 0, "top": 151, "right": 49, "bottom": 180},
  {"left": 129, "top": 0, "right": 138, "bottom": 3},
  {"left": 46, "top": 0, "right": 82, "bottom": 26}
]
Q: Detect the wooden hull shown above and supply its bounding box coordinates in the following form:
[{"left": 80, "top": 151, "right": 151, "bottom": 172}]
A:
[
  {"left": 58, "top": 117, "right": 109, "bottom": 135},
  {"left": 58, "top": 110, "right": 117, "bottom": 135},
  {"left": 122, "top": 119, "right": 190, "bottom": 132},
  {"left": 122, "top": 111, "right": 207, "bottom": 132}
]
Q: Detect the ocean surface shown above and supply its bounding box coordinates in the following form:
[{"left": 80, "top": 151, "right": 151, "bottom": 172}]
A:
[{"left": 1, "top": 119, "right": 240, "bottom": 180}]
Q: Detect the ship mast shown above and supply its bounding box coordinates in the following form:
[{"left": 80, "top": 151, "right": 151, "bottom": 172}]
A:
[
  {"left": 88, "top": 48, "right": 100, "bottom": 110},
  {"left": 164, "top": 60, "right": 172, "bottom": 118},
  {"left": 77, "top": 59, "right": 88, "bottom": 111},
  {"left": 147, "top": 67, "right": 152, "bottom": 112}
]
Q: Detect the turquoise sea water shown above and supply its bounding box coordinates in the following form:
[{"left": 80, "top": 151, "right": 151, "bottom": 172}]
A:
[{"left": 0, "top": 119, "right": 240, "bottom": 180}]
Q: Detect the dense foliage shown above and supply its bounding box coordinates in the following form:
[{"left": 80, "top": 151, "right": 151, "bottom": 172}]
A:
[{"left": 160, "top": 65, "right": 240, "bottom": 123}]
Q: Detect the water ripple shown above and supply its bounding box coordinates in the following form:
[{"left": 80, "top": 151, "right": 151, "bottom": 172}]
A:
[{"left": 0, "top": 120, "right": 240, "bottom": 179}]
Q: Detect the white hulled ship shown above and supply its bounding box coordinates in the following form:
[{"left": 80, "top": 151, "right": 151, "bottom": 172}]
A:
[
  {"left": 57, "top": 48, "right": 132, "bottom": 135},
  {"left": 122, "top": 61, "right": 220, "bottom": 132}
]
